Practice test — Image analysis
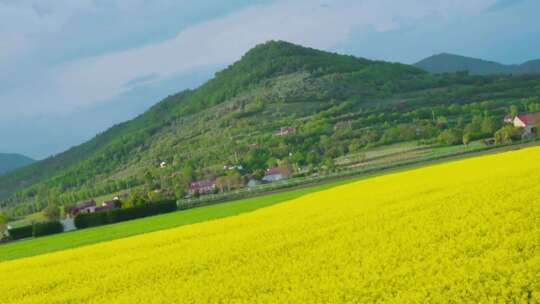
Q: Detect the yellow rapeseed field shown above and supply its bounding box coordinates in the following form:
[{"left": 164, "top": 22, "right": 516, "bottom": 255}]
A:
[{"left": 1, "top": 147, "right": 540, "bottom": 303}]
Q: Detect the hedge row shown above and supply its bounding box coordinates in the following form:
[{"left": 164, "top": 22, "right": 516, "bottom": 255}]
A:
[
  {"left": 7, "top": 225, "right": 34, "bottom": 240},
  {"left": 74, "top": 200, "right": 177, "bottom": 229},
  {"left": 7, "top": 221, "right": 64, "bottom": 240},
  {"left": 33, "top": 221, "right": 64, "bottom": 237}
]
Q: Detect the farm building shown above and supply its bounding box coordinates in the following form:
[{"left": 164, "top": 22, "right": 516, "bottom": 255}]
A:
[
  {"left": 66, "top": 200, "right": 97, "bottom": 218},
  {"left": 188, "top": 180, "right": 216, "bottom": 195},
  {"left": 66, "top": 198, "right": 120, "bottom": 218},
  {"left": 508, "top": 112, "right": 540, "bottom": 135},
  {"left": 262, "top": 167, "right": 289, "bottom": 182}
]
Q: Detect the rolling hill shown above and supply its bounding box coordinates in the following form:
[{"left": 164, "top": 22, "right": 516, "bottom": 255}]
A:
[
  {"left": 415, "top": 53, "right": 540, "bottom": 75},
  {"left": 2, "top": 41, "right": 540, "bottom": 217},
  {"left": 0, "top": 154, "right": 34, "bottom": 176}
]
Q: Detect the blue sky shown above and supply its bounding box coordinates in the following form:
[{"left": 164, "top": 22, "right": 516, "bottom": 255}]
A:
[{"left": 0, "top": 0, "right": 538, "bottom": 159}]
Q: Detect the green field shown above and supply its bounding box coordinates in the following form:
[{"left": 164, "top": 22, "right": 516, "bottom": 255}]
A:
[
  {"left": 7, "top": 211, "right": 46, "bottom": 228},
  {"left": 3, "top": 141, "right": 538, "bottom": 262},
  {"left": 0, "top": 178, "right": 355, "bottom": 262}
]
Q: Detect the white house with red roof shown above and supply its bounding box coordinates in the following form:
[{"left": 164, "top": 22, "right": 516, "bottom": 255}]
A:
[
  {"left": 510, "top": 112, "right": 540, "bottom": 135},
  {"left": 66, "top": 199, "right": 97, "bottom": 218},
  {"left": 262, "top": 167, "right": 289, "bottom": 182}
]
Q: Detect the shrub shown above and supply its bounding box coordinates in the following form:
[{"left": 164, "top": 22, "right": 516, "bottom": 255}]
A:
[
  {"left": 74, "top": 200, "right": 177, "bottom": 229},
  {"left": 494, "top": 126, "right": 523, "bottom": 144},
  {"left": 438, "top": 129, "right": 462, "bottom": 145},
  {"left": 33, "top": 221, "right": 64, "bottom": 237},
  {"left": 43, "top": 205, "right": 61, "bottom": 221},
  {"left": 74, "top": 212, "right": 108, "bottom": 229},
  {"left": 7, "top": 225, "right": 34, "bottom": 240}
]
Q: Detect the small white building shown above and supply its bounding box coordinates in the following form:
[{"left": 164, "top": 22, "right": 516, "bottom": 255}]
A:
[{"left": 509, "top": 112, "right": 540, "bottom": 135}]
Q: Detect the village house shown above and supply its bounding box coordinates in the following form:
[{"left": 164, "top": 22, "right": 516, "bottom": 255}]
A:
[
  {"left": 188, "top": 180, "right": 217, "bottom": 195},
  {"left": 66, "top": 197, "right": 121, "bottom": 218},
  {"left": 94, "top": 199, "right": 120, "bottom": 213},
  {"left": 262, "top": 167, "right": 289, "bottom": 182},
  {"left": 66, "top": 200, "right": 97, "bottom": 218},
  {"left": 507, "top": 112, "right": 540, "bottom": 136},
  {"left": 274, "top": 127, "right": 296, "bottom": 137}
]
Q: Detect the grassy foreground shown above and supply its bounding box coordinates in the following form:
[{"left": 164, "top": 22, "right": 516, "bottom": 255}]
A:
[{"left": 1, "top": 146, "right": 539, "bottom": 303}]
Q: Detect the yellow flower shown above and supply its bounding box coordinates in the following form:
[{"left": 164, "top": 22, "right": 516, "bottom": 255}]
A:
[{"left": 1, "top": 147, "right": 539, "bottom": 303}]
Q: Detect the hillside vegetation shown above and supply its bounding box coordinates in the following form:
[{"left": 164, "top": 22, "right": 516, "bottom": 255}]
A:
[
  {"left": 1, "top": 146, "right": 539, "bottom": 303},
  {"left": 415, "top": 53, "right": 540, "bottom": 75},
  {"left": 0, "top": 154, "right": 33, "bottom": 176},
  {"left": 2, "top": 41, "right": 540, "bottom": 218}
]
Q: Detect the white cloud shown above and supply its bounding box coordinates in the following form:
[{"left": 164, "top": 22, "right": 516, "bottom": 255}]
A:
[
  {"left": 48, "top": 0, "right": 497, "bottom": 111},
  {"left": 0, "top": 0, "right": 499, "bottom": 118},
  {"left": 0, "top": 1, "right": 95, "bottom": 63}
]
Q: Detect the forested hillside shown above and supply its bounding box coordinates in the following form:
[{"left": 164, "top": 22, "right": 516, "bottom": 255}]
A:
[
  {"left": 2, "top": 41, "right": 540, "bottom": 217},
  {"left": 0, "top": 154, "right": 34, "bottom": 176},
  {"left": 415, "top": 53, "right": 540, "bottom": 75}
]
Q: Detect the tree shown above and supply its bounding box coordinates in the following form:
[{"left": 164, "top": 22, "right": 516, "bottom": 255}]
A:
[
  {"left": 464, "top": 122, "right": 480, "bottom": 136},
  {"left": 481, "top": 116, "right": 498, "bottom": 135},
  {"left": 266, "top": 157, "right": 279, "bottom": 168},
  {"left": 43, "top": 204, "right": 61, "bottom": 221},
  {"left": 306, "top": 151, "right": 320, "bottom": 166},
  {"left": 124, "top": 189, "right": 146, "bottom": 208},
  {"left": 438, "top": 129, "right": 462, "bottom": 146},
  {"left": 147, "top": 190, "right": 165, "bottom": 203},
  {"left": 462, "top": 133, "right": 471, "bottom": 146},
  {"left": 216, "top": 173, "right": 245, "bottom": 192},
  {"left": 509, "top": 105, "right": 519, "bottom": 116},
  {"left": 436, "top": 116, "right": 449, "bottom": 129},
  {"left": 181, "top": 166, "right": 195, "bottom": 183},
  {"left": 0, "top": 212, "right": 7, "bottom": 235},
  {"left": 348, "top": 140, "right": 361, "bottom": 153},
  {"left": 494, "top": 126, "right": 522, "bottom": 144},
  {"left": 321, "top": 157, "right": 336, "bottom": 173}
]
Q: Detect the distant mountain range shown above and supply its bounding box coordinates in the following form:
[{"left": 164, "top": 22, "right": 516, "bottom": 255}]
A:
[
  {"left": 0, "top": 153, "right": 34, "bottom": 176},
  {"left": 415, "top": 53, "right": 540, "bottom": 75}
]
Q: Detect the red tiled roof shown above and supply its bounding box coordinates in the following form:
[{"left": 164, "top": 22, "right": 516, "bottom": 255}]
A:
[
  {"left": 67, "top": 200, "right": 97, "bottom": 216},
  {"left": 516, "top": 112, "right": 540, "bottom": 125},
  {"left": 265, "top": 167, "right": 286, "bottom": 176}
]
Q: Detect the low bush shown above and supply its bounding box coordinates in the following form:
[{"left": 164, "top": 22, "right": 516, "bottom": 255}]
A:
[
  {"left": 33, "top": 221, "right": 64, "bottom": 237},
  {"left": 7, "top": 225, "right": 34, "bottom": 240},
  {"left": 74, "top": 212, "right": 108, "bottom": 229},
  {"left": 74, "top": 200, "right": 177, "bottom": 229}
]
